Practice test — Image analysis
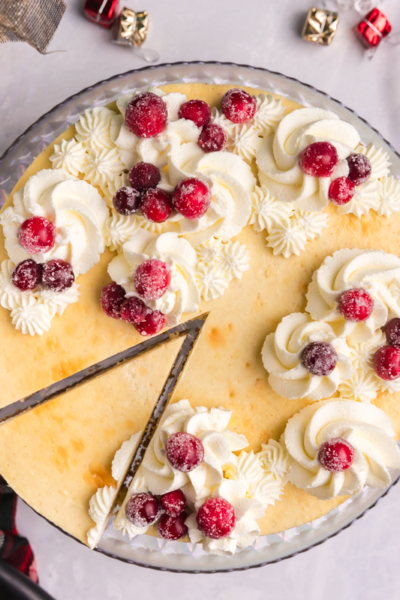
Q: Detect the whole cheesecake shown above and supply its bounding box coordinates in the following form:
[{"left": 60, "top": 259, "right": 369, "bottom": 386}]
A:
[{"left": 0, "top": 82, "right": 400, "bottom": 555}]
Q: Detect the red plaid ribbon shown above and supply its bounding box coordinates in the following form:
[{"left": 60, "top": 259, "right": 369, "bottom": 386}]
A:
[{"left": 0, "top": 476, "right": 38, "bottom": 583}]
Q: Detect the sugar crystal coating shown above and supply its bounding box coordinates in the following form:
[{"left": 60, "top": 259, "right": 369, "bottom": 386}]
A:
[
  {"left": 125, "top": 92, "right": 168, "bottom": 138},
  {"left": 221, "top": 88, "right": 256, "bottom": 124},
  {"left": 318, "top": 438, "right": 354, "bottom": 472},
  {"left": 299, "top": 142, "right": 339, "bottom": 178},
  {"left": 125, "top": 493, "right": 161, "bottom": 527},
  {"left": 113, "top": 186, "right": 141, "bottom": 216},
  {"left": 134, "top": 309, "right": 165, "bottom": 336},
  {"left": 19, "top": 216, "right": 56, "bottom": 255},
  {"left": 198, "top": 124, "right": 227, "bottom": 153},
  {"left": 134, "top": 259, "right": 170, "bottom": 300},
  {"left": 158, "top": 512, "right": 188, "bottom": 541},
  {"left": 100, "top": 282, "right": 126, "bottom": 319},
  {"left": 141, "top": 188, "right": 173, "bottom": 223},
  {"left": 12, "top": 259, "right": 42, "bottom": 292},
  {"left": 302, "top": 341, "right": 338, "bottom": 376},
  {"left": 172, "top": 178, "right": 211, "bottom": 220},
  {"left": 328, "top": 177, "right": 355, "bottom": 206},
  {"left": 160, "top": 489, "right": 186, "bottom": 517},
  {"left": 339, "top": 288, "right": 374, "bottom": 322},
  {"left": 42, "top": 259, "right": 74, "bottom": 293},
  {"left": 385, "top": 318, "right": 400, "bottom": 347},
  {"left": 165, "top": 432, "right": 204, "bottom": 472},
  {"left": 178, "top": 99, "right": 211, "bottom": 128},
  {"left": 196, "top": 497, "right": 236, "bottom": 539},
  {"left": 347, "top": 153, "right": 372, "bottom": 186},
  {"left": 374, "top": 345, "right": 400, "bottom": 380},
  {"left": 120, "top": 297, "right": 148, "bottom": 324},
  {"left": 129, "top": 162, "right": 161, "bottom": 191}
]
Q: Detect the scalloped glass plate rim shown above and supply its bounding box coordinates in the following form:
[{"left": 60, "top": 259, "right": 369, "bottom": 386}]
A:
[{"left": 1, "top": 61, "right": 400, "bottom": 574}]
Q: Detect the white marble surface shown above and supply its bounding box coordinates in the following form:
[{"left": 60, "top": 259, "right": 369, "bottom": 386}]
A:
[{"left": 1, "top": 0, "right": 400, "bottom": 597}]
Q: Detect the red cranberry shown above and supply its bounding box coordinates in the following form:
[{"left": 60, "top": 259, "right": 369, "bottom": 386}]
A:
[
  {"left": 125, "top": 92, "right": 168, "bottom": 138},
  {"left": 374, "top": 345, "right": 400, "bottom": 380},
  {"left": 178, "top": 99, "right": 211, "bottom": 128},
  {"left": 141, "top": 188, "right": 173, "bottom": 223},
  {"left": 318, "top": 438, "right": 354, "bottom": 472},
  {"left": 302, "top": 341, "right": 338, "bottom": 376},
  {"left": 12, "top": 259, "right": 42, "bottom": 292},
  {"left": 165, "top": 432, "right": 204, "bottom": 472},
  {"left": 221, "top": 88, "right": 256, "bottom": 124},
  {"left": 134, "top": 309, "right": 165, "bottom": 336},
  {"left": 339, "top": 288, "right": 374, "bottom": 322},
  {"left": 42, "top": 259, "right": 74, "bottom": 292},
  {"left": 196, "top": 497, "right": 236, "bottom": 539},
  {"left": 198, "top": 124, "right": 227, "bottom": 153},
  {"left": 125, "top": 493, "right": 161, "bottom": 527},
  {"left": 19, "top": 216, "right": 56, "bottom": 255},
  {"left": 113, "top": 186, "right": 141, "bottom": 216},
  {"left": 134, "top": 259, "right": 170, "bottom": 300},
  {"left": 346, "top": 154, "right": 372, "bottom": 186},
  {"left": 328, "top": 177, "right": 355, "bottom": 206},
  {"left": 120, "top": 296, "right": 148, "bottom": 324},
  {"left": 299, "top": 142, "right": 339, "bottom": 178},
  {"left": 385, "top": 318, "right": 400, "bottom": 347},
  {"left": 172, "top": 178, "right": 211, "bottom": 220},
  {"left": 100, "top": 282, "right": 126, "bottom": 319},
  {"left": 160, "top": 489, "right": 186, "bottom": 517},
  {"left": 129, "top": 162, "right": 161, "bottom": 191},
  {"left": 158, "top": 512, "right": 188, "bottom": 541}
]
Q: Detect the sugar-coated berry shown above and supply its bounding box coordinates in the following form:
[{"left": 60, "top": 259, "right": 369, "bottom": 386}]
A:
[
  {"left": 42, "top": 259, "right": 74, "bottom": 293},
  {"left": 141, "top": 188, "right": 173, "bottom": 223},
  {"left": 134, "top": 259, "right": 170, "bottom": 300},
  {"left": 125, "top": 92, "right": 168, "bottom": 138},
  {"left": 178, "top": 99, "right": 211, "bottom": 128},
  {"left": 158, "top": 512, "right": 188, "bottom": 541},
  {"left": 165, "top": 432, "right": 204, "bottom": 473},
  {"left": 299, "top": 142, "right": 339, "bottom": 178},
  {"left": 374, "top": 345, "right": 400, "bottom": 380},
  {"left": 11, "top": 259, "right": 42, "bottom": 292},
  {"left": 302, "top": 341, "right": 338, "bottom": 376},
  {"left": 196, "top": 497, "right": 236, "bottom": 539},
  {"left": 328, "top": 177, "right": 355, "bottom": 206},
  {"left": 221, "top": 88, "right": 256, "bottom": 124},
  {"left": 318, "top": 438, "right": 354, "bottom": 472},
  {"left": 385, "top": 318, "right": 400, "bottom": 347},
  {"left": 125, "top": 493, "right": 161, "bottom": 527},
  {"left": 346, "top": 154, "right": 372, "bottom": 186},
  {"left": 120, "top": 297, "right": 148, "bottom": 324},
  {"left": 113, "top": 186, "right": 141, "bottom": 215},
  {"left": 160, "top": 489, "right": 186, "bottom": 517},
  {"left": 100, "top": 282, "right": 126, "bottom": 319},
  {"left": 129, "top": 162, "right": 161, "bottom": 191},
  {"left": 339, "top": 288, "right": 374, "bottom": 322},
  {"left": 19, "top": 216, "right": 56, "bottom": 255},
  {"left": 172, "top": 178, "right": 211, "bottom": 220},
  {"left": 198, "top": 124, "right": 227, "bottom": 153},
  {"left": 134, "top": 309, "right": 165, "bottom": 336}
]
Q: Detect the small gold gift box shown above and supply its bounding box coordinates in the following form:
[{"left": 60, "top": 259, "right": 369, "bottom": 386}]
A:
[
  {"left": 116, "top": 7, "right": 149, "bottom": 46},
  {"left": 302, "top": 7, "right": 339, "bottom": 46}
]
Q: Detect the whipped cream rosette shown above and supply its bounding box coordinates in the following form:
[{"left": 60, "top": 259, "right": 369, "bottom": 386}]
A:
[
  {"left": 0, "top": 169, "right": 108, "bottom": 335},
  {"left": 108, "top": 231, "right": 200, "bottom": 327},
  {"left": 306, "top": 248, "right": 400, "bottom": 342},
  {"left": 262, "top": 312, "right": 353, "bottom": 401},
  {"left": 281, "top": 400, "right": 400, "bottom": 500}
]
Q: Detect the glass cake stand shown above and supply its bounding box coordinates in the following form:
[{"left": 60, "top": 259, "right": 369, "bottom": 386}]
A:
[{"left": 1, "top": 62, "right": 400, "bottom": 573}]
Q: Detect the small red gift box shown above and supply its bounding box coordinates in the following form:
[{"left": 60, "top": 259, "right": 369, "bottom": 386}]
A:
[
  {"left": 354, "top": 7, "right": 391, "bottom": 49},
  {"left": 84, "top": 0, "right": 119, "bottom": 28}
]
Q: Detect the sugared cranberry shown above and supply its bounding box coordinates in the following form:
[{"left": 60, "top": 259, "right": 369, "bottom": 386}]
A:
[
  {"left": 125, "top": 92, "right": 168, "bottom": 138},
  {"left": 134, "top": 259, "right": 170, "bottom": 300},
  {"left": 346, "top": 154, "right": 372, "bottom": 186},
  {"left": 385, "top": 318, "right": 400, "bottom": 347},
  {"left": 141, "top": 188, "right": 173, "bottom": 223},
  {"left": 134, "top": 309, "right": 165, "bottom": 336},
  {"left": 178, "top": 99, "right": 211, "bottom": 128},
  {"left": 125, "top": 493, "right": 161, "bottom": 527},
  {"left": 221, "top": 88, "right": 256, "bottom": 124},
  {"left": 198, "top": 124, "right": 227, "bottom": 153},
  {"left": 12, "top": 259, "right": 42, "bottom": 292},
  {"left": 120, "top": 297, "right": 148, "bottom": 324},
  {"left": 129, "top": 162, "right": 161, "bottom": 191},
  {"left": 19, "top": 216, "right": 56, "bottom": 255},
  {"left": 113, "top": 186, "right": 141, "bottom": 215},
  {"left": 318, "top": 438, "right": 354, "bottom": 472},
  {"left": 172, "top": 178, "right": 211, "bottom": 220},
  {"left": 158, "top": 512, "right": 188, "bottom": 541},
  {"left": 299, "top": 142, "right": 339, "bottom": 178},
  {"left": 339, "top": 288, "right": 374, "bottom": 322},
  {"left": 302, "top": 341, "right": 338, "bottom": 376},
  {"left": 160, "top": 489, "right": 186, "bottom": 517},
  {"left": 100, "top": 282, "right": 126, "bottom": 319},
  {"left": 165, "top": 432, "right": 204, "bottom": 472},
  {"left": 42, "top": 259, "right": 74, "bottom": 292},
  {"left": 374, "top": 345, "right": 400, "bottom": 380},
  {"left": 196, "top": 498, "right": 236, "bottom": 539},
  {"left": 328, "top": 177, "right": 355, "bottom": 206}
]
